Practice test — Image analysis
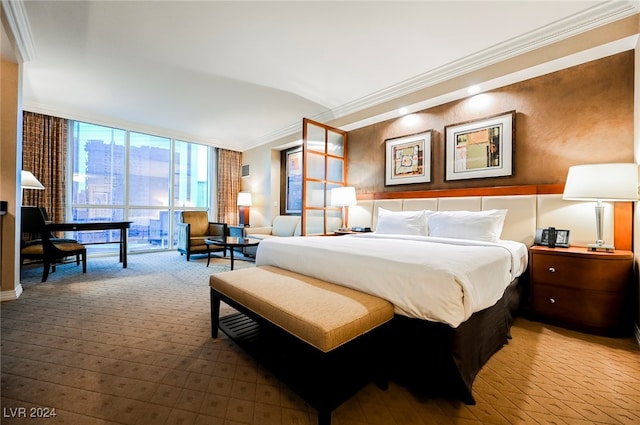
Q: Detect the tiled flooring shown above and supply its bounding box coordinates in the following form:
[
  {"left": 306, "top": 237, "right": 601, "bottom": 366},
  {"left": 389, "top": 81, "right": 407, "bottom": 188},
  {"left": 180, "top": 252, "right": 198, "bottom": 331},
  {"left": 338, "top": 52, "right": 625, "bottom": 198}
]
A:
[{"left": 2, "top": 251, "right": 639, "bottom": 424}]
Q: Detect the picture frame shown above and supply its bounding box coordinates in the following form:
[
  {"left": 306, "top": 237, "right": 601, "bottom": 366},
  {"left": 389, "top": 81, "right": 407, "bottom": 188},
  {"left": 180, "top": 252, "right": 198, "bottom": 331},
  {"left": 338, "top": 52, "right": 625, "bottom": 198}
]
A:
[
  {"left": 445, "top": 111, "right": 515, "bottom": 181},
  {"left": 285, "top": 147, "right": 302, "bottom": 213},
  {"left": 534, "top": 227, "right": 570, "bottom": 248},
  {"left": 385, "top": 131, "right": 432, "bottom": 186}
]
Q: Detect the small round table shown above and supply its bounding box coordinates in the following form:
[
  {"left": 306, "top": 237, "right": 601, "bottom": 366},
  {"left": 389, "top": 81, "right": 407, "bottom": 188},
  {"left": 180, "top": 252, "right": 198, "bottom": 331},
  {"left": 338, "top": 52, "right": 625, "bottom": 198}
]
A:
[{"left": 205, "top": 236, "right": 260, "bottom": 270}]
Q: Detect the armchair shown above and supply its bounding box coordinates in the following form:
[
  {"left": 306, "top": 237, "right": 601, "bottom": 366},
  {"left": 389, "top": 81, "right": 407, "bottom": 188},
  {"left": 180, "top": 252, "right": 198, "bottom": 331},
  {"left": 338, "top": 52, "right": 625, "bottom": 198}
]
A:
[{"left": 177, "top": 211, "right": 227, "bottom": 261}]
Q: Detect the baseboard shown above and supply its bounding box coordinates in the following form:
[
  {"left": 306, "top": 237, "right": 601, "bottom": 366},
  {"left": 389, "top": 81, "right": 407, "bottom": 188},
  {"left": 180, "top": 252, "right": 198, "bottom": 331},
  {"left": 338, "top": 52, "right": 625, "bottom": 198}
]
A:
[
  {"left": 0, "top": 284, "right": 23, "bottom": 302},
  {"left": 635, "top": 323, "right": 640, "bottom": 348}
]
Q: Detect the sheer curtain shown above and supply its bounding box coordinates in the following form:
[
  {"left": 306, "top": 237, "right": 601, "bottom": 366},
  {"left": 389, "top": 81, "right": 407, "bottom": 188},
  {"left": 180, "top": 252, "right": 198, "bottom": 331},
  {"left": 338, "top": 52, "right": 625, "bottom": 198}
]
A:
[
  {"left": 22, "top": 112, "right": 68, "bottom": 223},
  {"left": 216, "top": 148, "right": 242, "bottom": 225}
]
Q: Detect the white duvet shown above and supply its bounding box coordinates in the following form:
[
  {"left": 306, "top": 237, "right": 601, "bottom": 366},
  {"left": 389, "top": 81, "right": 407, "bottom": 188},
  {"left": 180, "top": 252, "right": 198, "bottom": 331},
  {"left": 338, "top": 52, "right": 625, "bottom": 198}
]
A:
[{"left": 255, "top": 233, "right": 528, "bottom": 327}]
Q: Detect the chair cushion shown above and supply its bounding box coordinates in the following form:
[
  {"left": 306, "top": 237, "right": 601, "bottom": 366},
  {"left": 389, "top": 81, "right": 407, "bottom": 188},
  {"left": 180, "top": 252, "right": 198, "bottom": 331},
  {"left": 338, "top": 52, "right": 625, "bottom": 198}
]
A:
[{"left": 21, "top": 241, "right": 86, "bottom": 255}]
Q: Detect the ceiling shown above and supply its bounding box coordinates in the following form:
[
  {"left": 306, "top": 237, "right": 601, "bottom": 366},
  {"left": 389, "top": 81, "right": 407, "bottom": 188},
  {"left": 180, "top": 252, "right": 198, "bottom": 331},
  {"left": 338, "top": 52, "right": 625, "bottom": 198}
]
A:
[{"left": 4, "top": 1, "right": 639, "bottom": 152}]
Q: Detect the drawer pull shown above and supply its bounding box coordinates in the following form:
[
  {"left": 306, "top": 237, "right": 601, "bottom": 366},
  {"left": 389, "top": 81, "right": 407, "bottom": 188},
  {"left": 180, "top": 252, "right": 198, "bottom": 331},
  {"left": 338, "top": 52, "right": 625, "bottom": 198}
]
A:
[
  {"left": 548, "top": 267, "right": 556, "bottom": 273},
  {"left": 549, "top": 298, "right": 556, "bottom": 304}
]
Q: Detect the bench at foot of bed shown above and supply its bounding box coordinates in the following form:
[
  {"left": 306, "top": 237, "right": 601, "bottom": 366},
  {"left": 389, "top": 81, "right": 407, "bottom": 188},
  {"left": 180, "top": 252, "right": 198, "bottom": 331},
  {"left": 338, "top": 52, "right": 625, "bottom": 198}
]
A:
[{"left": 209, "top": 265, "right": 394, "bottom": 425}]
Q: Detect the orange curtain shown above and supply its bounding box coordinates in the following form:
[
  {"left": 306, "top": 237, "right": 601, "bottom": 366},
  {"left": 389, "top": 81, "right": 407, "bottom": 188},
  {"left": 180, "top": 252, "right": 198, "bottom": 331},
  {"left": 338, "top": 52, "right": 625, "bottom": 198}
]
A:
[
  {"left": 22, "top": 112, "right": 67, "bottom": 223},
  {"left": 216, "top": 148, "right": 242, "bottom": 225}
]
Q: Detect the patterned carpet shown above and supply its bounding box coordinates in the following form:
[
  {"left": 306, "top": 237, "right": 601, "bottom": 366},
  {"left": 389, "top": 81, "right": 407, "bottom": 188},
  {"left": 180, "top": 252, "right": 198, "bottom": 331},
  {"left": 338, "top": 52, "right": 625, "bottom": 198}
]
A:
[{"left": 1, "top": 250, "right": 639, "bottom": 424}]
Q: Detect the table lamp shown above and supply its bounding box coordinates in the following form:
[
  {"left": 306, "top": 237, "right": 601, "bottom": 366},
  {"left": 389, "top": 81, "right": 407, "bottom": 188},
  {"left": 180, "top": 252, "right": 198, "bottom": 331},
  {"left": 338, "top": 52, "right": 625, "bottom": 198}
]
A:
[
  {"left": 237, "top": 192, "right": 252, "bottom": 227},
  {"left": 562, "top": 163, "right": 639, "bottom": 252},
  {"left": 330, "top": 186, "right": 356, "bottom": 231}
]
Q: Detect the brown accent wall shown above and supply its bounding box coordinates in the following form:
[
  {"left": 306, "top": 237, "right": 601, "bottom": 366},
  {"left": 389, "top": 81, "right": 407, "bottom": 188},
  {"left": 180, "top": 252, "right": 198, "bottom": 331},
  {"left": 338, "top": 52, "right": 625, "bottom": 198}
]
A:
[{"left": 348, "top": 51, "right": 635, "bottom": 194}]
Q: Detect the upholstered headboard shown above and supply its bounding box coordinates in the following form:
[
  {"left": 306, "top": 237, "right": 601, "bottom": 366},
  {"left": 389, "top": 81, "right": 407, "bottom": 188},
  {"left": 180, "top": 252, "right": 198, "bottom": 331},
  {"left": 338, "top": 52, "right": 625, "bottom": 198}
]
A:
[{"left": 347, "top": 185, "right": 629, "bottom": 249}]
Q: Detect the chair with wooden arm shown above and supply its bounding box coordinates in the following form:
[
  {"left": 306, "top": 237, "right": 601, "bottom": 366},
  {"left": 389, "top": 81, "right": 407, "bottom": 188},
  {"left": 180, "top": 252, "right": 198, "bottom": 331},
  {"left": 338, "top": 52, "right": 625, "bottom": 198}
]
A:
[
  {"left": 177, "top": 211, "right": 227, "bottom": 261},
  {"left": 20, "top": 207, "right": 87, "bottom": 282}
]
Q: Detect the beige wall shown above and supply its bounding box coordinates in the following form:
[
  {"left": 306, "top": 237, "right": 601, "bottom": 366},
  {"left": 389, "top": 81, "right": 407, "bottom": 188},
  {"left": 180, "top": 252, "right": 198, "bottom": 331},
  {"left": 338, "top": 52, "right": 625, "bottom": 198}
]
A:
[{"left": 1, "top": 59, "right": 23, "bottom": 300}]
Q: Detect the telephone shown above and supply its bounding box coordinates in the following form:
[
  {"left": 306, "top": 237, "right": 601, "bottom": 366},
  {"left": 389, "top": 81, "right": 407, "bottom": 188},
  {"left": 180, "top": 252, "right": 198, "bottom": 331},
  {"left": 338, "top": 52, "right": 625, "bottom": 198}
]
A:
[
  {"left": 350, "top": 226, "right": 371, "bottom": 233},
  {"left": 534, "top": 227, "right": 570, "bottom": 248}
]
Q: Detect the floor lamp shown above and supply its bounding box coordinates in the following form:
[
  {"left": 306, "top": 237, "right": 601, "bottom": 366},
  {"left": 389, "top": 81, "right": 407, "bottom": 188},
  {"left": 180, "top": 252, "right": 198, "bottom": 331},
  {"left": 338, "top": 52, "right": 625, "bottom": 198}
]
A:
[
  {"left": 21, "top": 170, "right": 45, "bottom": 207},
  {"left": 21, "top": 170, "right": 45, "bottom": 191},
  {"left": 237, "top": 192, "right": 252, "bottom": 227},
  {"left": 562, "top": 163, "right": 639, "bottom": 252}
]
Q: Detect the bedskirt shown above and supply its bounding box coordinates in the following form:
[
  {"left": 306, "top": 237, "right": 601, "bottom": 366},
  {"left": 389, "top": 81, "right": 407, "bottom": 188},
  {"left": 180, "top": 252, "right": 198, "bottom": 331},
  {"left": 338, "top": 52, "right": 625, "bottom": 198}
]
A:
[{"left": 385, "top": 275, "right": 526, "bottom": 404}]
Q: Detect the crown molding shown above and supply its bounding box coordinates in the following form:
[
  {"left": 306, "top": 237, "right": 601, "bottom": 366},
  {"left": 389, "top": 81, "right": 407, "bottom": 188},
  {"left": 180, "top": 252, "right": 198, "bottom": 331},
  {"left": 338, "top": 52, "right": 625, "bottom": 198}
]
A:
[
  {"left": 1, "top": 0, "right": 35, "bottom": 62},
  {"left": 321, "top": 0, "right": 640, "bottom": 122},
  {"left": 249, "top": 1, "right": 640, "bottom": 149}
]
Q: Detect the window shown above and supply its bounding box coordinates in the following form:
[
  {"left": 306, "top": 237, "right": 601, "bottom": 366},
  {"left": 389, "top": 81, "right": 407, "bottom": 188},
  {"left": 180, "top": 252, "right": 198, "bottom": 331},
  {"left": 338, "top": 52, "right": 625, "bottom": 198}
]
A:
[{"left": 69, "top": 121, "right": 212, "bottom": 255}]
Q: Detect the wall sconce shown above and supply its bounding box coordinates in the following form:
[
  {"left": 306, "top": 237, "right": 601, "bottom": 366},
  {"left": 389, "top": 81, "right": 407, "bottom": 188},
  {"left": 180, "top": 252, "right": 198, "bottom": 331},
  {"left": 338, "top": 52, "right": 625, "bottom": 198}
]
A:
[
  {"left": 237, "top": 192, "right": 252, "bottom": 227},
  {"left": 330, "top": 186, "right": 357, "bottom": 230},
  {"left": 563, "top": 163, "right": 639, "bottom": 251}
]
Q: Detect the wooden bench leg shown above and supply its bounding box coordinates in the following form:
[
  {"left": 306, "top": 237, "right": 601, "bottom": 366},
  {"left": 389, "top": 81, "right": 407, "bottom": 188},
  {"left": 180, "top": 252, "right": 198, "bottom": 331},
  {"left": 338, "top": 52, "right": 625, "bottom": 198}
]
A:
[{"left": 210, "top": 287, "right": 220, "bottom": 338}]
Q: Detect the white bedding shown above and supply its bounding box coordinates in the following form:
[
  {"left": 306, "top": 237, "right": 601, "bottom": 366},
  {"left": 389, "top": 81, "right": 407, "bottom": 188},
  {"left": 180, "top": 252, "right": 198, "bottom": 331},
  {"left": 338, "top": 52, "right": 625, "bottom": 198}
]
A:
[{"left": 255, "top": 233, "right": 528, "bottom": 327}]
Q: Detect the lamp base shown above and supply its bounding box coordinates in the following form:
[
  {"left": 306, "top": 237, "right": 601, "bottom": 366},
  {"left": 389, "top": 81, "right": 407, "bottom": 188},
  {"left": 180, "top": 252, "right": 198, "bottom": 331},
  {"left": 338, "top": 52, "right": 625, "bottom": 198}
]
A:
[{"left": 587, "top": 243, "right": 615, "bottom": 252}]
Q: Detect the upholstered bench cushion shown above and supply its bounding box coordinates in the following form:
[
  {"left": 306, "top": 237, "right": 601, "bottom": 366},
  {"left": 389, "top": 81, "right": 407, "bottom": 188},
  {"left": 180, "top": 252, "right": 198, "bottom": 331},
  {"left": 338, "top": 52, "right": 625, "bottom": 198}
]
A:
[{"left": 209, "top": 265, "right": 394, "bottom": 352}]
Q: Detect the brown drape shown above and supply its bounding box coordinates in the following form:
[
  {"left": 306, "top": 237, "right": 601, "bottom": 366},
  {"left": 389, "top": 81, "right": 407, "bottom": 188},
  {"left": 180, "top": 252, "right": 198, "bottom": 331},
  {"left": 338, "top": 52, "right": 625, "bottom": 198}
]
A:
[
  {"left": 216, "top": 148, "right": 242, "bottom": 225},
  {"left": 22, "top": 112, "right": 67, "bottom": 223}
]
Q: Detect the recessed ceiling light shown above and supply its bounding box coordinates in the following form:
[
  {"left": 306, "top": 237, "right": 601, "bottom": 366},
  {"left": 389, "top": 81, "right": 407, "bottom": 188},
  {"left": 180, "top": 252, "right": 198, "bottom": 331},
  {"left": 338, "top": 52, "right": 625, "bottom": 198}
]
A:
[{"left": 467, "top": 85, "right": 481, "bottom": 95}]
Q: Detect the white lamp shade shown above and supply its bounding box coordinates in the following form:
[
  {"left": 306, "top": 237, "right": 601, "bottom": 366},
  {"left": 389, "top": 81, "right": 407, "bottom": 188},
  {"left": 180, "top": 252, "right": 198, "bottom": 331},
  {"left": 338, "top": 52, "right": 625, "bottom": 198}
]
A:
[
  {"left": 21, "top": 170, "right": 45, "bottom": 190},
  {"left": 237, "top": 192, "right": 252, "bottom": 206},
  {"left": 330, "top": 186, "right": 357, "bottom": 207},
  {"left": 563, "top": 163, "right": 639, "bottom": 201}
]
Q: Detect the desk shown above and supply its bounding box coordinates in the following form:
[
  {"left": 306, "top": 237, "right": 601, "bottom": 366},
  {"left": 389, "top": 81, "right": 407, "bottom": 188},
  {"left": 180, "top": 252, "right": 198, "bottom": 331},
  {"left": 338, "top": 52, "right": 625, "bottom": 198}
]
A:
[
  {"left": 47, "top": 221, "right": 132, "bottom": 268},
  {"left": 205, "top": 236, "right": 260, "bottom": 270}
]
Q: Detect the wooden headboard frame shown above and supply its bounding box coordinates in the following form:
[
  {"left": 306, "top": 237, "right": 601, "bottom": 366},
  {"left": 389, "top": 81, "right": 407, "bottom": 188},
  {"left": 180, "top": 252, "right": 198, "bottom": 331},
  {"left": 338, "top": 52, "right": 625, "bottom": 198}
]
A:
[{"left": 357, "top": 184, "right": 633, "bottom": 251}]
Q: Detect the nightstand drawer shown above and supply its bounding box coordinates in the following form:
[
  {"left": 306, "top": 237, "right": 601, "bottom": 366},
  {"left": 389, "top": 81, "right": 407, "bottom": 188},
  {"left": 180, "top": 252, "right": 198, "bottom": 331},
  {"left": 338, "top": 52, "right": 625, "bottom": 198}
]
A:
[
  {"left": 531, "top": 253, "right": 631, "bottom": 291},
  {"left": 532, "top": 283, "right": 628, "bottom": 332}
]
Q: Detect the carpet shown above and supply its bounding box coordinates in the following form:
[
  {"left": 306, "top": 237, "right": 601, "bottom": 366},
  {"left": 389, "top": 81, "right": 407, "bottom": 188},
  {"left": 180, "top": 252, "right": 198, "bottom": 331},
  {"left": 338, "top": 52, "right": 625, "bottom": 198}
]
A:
[{"left": 2, "top": 250, "right": 640, "bottom": 425}]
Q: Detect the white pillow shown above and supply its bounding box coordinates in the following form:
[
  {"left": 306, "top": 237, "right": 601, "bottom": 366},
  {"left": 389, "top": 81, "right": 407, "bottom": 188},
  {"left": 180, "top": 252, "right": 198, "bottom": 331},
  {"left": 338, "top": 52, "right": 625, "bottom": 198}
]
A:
[
  {"left": 375, "top": 208, "right": 429, "bottom": 236},
  {"left": 428, "top": 209, "right": 508, "bottom": 242}
]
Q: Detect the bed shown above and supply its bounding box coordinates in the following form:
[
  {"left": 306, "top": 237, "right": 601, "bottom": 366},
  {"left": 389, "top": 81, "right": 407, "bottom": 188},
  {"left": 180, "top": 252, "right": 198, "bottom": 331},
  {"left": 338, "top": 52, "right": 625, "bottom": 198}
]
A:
[
  {"left": 252, "top": 190, "right": 622, "bottom": 403},
  {"left": 255, "top": 207, "right": 528, "bottom": 403}
]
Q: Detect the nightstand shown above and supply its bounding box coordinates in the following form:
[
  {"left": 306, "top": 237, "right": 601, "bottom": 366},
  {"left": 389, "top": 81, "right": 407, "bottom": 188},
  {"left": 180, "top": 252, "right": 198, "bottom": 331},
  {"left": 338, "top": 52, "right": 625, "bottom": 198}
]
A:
[{"left": 529, "top": 245, "right": 634, "bottom": 336}]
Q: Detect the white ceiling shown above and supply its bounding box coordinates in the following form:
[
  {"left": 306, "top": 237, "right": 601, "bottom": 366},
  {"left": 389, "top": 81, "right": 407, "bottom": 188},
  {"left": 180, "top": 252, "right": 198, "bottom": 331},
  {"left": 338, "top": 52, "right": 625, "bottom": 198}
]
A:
[{"left": 4, "top": 1, "right": 639, "bottom": 151}]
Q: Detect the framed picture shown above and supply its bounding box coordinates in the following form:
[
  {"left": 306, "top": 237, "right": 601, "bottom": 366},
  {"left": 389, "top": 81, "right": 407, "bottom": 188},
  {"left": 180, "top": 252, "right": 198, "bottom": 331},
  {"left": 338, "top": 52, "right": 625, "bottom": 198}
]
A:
[
  {"left": 285, "top": 147, "right": 302, "bottom": 213},
  {"left": 445, "top": 111, "right": 515, "bottom": 181},
  {"left": 385, "top": 131, "right": 432, "bottom": 186}
]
